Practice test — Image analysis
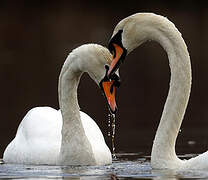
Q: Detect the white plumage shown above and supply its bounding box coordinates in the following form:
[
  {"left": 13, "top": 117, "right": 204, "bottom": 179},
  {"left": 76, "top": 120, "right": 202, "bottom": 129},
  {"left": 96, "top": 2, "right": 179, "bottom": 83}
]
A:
[
  {"left": 109, "top": 13, "right": 208, "bottom": 170},
  {"left": 3, "top": 44, "right": 112, "bottom": 165}
]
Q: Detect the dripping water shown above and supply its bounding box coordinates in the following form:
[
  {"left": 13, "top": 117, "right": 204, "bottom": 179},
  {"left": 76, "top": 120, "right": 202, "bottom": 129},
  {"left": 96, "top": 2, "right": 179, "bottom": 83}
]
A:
[
  {"left": 108, "top": 114, "right": 111, "bottom": 137},
  {"left": 111, "top": 113, "right": 116, "bottom": 159},
  {"left": 108, "top": 113, "right": 117, "bottom": 159}
]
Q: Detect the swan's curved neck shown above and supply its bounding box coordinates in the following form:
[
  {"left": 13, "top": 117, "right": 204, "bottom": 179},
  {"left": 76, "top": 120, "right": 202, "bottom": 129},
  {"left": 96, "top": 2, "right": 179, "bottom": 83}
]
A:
[
  {"left": 58, "top": 61, "right": 81, "bottom": 138},
  {"left": 58, "top": 54, "right": 95, "bottom": 165},
  {"left": 152, "top": 27, "right": 191, "bottom": 167},
  {"left": 130, "top": 15, "right": 192, "bottom": 168}
]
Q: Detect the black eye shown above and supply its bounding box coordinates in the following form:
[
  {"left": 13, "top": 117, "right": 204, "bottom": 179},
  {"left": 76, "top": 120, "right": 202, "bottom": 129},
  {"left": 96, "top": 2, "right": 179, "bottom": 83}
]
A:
[{"left": 108, "top": 42, "right": 115, "bottom": 56}]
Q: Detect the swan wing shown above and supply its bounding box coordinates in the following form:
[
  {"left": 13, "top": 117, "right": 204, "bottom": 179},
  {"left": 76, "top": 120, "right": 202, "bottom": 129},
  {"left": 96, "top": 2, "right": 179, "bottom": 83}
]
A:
[
  {"left": 183, "top": 151, "right": 208, "bottom": 170},
  {"left": 80, "top": 111, "right": 112, "bottom": 165},
  {"left": 3, "top": 107, "right": 62, "bottom": 165}
]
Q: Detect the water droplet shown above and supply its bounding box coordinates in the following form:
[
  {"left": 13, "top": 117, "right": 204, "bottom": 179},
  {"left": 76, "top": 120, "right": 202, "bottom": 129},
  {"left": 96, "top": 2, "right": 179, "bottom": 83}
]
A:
[
  {"left": 188, "top": 140, "right": 196, "bottom": 145},
  {"left": 107, "top": 112, "right": 117, "bottom": 159},
  {"left": 111, "top": 113, "right": 116, "bottom": 159}
]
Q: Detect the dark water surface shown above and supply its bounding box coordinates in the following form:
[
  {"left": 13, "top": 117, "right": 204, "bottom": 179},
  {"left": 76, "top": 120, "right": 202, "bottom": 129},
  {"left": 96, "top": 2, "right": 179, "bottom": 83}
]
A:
[
  {"left": 1, "top": 128, "right": 208, "bottom": 179},
  {"left": 1, "top": 153, "right": 208, "bottom": 180}
]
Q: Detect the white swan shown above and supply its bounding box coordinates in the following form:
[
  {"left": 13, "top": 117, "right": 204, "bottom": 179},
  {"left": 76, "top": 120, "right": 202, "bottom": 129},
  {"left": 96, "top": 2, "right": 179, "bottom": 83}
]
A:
[
  {"left": 3, "top": 44, "right": 119, "bottom": 165},
  {"left": 106, "top": 13, "right": 208, "bottom": 170}
]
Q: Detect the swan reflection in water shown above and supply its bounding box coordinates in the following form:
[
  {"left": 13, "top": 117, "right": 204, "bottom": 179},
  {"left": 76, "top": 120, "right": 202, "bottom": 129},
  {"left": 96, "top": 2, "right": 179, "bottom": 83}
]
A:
[{"left": 2, "top": 154, "right": 208, "bottom": 180}]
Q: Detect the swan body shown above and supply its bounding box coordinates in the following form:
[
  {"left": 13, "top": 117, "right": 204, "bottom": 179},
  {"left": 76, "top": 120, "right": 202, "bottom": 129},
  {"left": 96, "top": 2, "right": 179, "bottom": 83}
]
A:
[
  {"left": 107, "top": 13, "right": 208, "bottom": 170},
  {"left": 3, "top": 44, "right": 113, "bottom": 165},
  {"left": 3, "top": 107, "right": 62, "bottom": 165}
]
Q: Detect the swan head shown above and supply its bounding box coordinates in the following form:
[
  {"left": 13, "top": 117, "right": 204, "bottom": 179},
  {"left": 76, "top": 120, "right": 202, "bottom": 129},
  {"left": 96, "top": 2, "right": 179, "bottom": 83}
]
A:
[
  {"left": 74, "top": 44, "right": 120, "bottom": 114},
  {"left": 107, "top": 29, "right": 127, "bottom": 77},
  {"left": 107, "top": 13, "right": 156, "bottom": 76}
]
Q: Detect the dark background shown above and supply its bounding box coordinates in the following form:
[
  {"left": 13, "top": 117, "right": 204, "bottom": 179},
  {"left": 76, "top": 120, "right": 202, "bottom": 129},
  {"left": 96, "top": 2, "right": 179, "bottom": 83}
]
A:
[{"left": 0, "top": 0, "right": 207, "bottom": 157}]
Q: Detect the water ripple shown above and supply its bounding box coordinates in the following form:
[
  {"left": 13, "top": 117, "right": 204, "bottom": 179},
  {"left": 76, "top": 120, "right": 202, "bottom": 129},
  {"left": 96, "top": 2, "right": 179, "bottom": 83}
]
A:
[{"left": 1, "top": 154, "right": 208, "bottom": 179}]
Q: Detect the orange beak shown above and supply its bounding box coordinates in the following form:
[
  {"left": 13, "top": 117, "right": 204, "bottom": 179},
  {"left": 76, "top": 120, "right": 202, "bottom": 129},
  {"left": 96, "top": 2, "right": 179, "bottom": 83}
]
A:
[
  {"left": 100, "top": 65, "right": 119, "bottom": 114},
  {"left": 101, "top": 80, "right": 117, "bottom": 113},
  {"left": 108, "top": 43, "right": 124, "bottom": 77}
]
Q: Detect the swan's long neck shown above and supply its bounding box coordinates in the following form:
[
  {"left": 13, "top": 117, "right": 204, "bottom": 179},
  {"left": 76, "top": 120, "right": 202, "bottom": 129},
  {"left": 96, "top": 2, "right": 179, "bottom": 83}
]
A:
[
  {"left": 125, "top": 14, "right": 192, "bottom": 168},
  {"left": 151, "top": 24, "right": 191, "bottom": 167},
  {"left": 58, "top": 52, "right": 96, "bottom": 165}
]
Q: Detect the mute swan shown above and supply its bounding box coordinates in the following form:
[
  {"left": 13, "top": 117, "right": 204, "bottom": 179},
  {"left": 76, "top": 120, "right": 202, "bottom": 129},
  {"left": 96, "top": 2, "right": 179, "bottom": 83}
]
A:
[
  {"left": 106, "top": 13, "right": 208, "bottom": 170},
  {"left": 3, "top": 44, "right": 119, "bottom": 165}
]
